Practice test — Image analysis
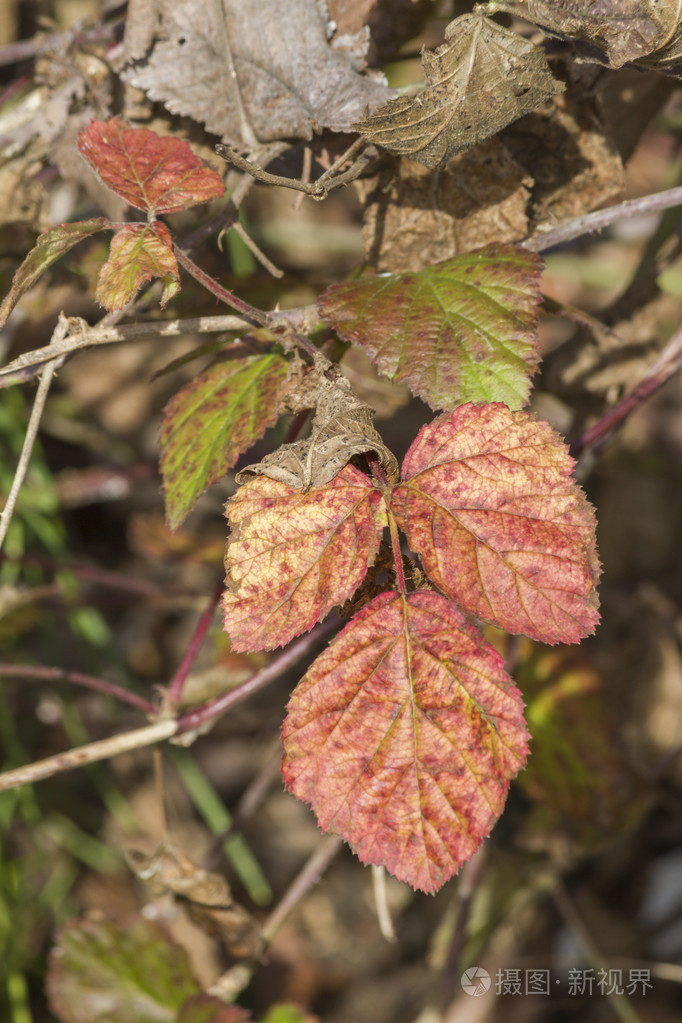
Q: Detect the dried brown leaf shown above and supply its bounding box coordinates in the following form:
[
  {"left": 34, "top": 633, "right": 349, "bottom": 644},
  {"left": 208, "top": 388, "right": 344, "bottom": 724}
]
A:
[
  {"left": 353, "top": 10, "right": 564, "bottom": 169},
  {"left": 236, "top": 364, "right": 399, "bottom": 489},
  {"left": 126, "top": 843, "right": 262, "bottom": 959},
  {"left": 120, "top": 0, "right": 393, "bottom": 144},
  {"left": 527, "top": 0, "right": 682, "bottom": 70},
  {"left": 501, "top": 91, "right": 623, "bottom": 231},
  {"left": 358, "top": 141, "right": 531, "bottom": 272}
]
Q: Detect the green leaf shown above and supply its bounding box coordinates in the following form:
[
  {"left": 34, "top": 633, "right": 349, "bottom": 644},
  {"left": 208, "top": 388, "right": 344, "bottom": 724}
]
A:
[
  {"left": 318, "top": 244, "right": 543, "bottom": 410},
  {"left": 160, "top": 352, "right": 289, "bottom": 531},
  {"left": 0, "top": 219, "right": 110, "bottom": 328},
  {"left": 515, "top": 646, "right": 650, "bottom": 847},
  {"left": 47, "top": 916, "right": 199, "bottom": 1023},
  {"left": 261, "top": 1005, "right": 317, "bottom": 1023}
]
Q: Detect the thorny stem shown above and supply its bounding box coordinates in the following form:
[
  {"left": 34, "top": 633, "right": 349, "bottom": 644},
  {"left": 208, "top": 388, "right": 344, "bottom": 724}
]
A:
[
  {"left": 173, "top": 246, "right": 268, "bottom": 326},
  {"left": 571, "top": 321, "right": 682, "bottom": 457},
  {"left": 166, "top": 579, "right": 224, "bottom": 706},
  {"left": 526, "top": 184, "right": 682, "bottom": 253},
  {"left": 0, "top": 664, "right": 154, "bottom": 715},
  {"left": 387, "top": 510, "right": 407, "bottom": 596},
  {"left": 176, "top": 617, "right": 338, "bottom": 735},
  {"left": 0, "top": 306, "right": 319, "bottom": 383}
]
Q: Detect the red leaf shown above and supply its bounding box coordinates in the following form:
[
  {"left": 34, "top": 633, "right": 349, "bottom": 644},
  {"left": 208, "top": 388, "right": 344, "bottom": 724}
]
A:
[
  {"left": 0, "top": 219, "right": 110, "bottom": 328},
  {"left": 391, "top": 403, "right": 600, "bottom": 644},
  {"left": 96, "top": 223, "right": 179, "bottom": 311},
  {"left": 282, "top": 589, "right": 528, "bottom": 893},
  {"left": 223, "top": 465, "right": 386, "bottom": 652},
  {"left": 78, "top": 117, "right": 225, "bottom": 214}
]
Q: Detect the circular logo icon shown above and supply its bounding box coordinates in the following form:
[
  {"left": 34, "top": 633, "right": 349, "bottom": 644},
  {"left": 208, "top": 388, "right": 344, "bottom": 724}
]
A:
[{"left": 461, "top": 967, "right": 491, "bottom": 996}]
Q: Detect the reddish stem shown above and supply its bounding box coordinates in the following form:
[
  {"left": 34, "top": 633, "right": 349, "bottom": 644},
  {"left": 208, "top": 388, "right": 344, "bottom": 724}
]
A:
[
  {"left": 173, "top": 246, "right": 268, "bottom": 326},
  {"left": 387, "top": 511, "right": 407, "bottom": 595},
  {"left": 167, "top": 579, "right": 224, "bottom": 706},
  {"left": 571, "top": 322, "right": 682, "bottom": 457},
  {"left": 0, "top": 664, "right": 154, "bottom": 714},
  {"left": 176, "top": 618, "right": 337, "bottom": 735}
]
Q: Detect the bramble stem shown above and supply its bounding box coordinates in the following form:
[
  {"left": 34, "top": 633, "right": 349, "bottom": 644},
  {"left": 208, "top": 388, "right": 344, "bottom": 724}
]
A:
[
  {"left": 0, "top": 664, "right": 154, "bottom": 714},
  {"left": 167, "top": 579, "right": 224, "bottom": 706},
  {"left": 387, "top": 510, "right": 407, "bottom": 595},
  {"left": 571, "top": 321, "right": 682, "bottom": 456},
  {"left": 173, "top": 246, "right": 268, "bottom": 325},
  {"left": 176, "top": 618, "right": 338, "bottom": 735},
  {"left": 526, "top": 184, "right": 682, "bottom": 253}
]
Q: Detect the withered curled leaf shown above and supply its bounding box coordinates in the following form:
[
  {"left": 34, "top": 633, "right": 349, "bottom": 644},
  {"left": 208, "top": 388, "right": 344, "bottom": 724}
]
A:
[
  {"left": 527, "top": 0, "right": 682, "bottom": 71},
  {"left": 353, "top": 10, "right": 564, "bottom": 168},
  {"left": 236, "top": 367, "right": 399, "bottom": 489},
  {"left": 126, "top": 842, "right": 262, "bottom": 959}
]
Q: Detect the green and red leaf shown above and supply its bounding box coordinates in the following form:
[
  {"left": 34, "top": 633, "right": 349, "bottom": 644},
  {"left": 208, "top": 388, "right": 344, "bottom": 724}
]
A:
[
  {"left": 47, "top": 916, "right": 199, "bottom": 1023},
  {"left": 282, "top": 589, "right": 529, "bottom": 893},
  {"left": 0, "top": 219, "right": 110, "bottom": 328},
  {"left": 161, "top": 350, "right": 290, "bottom": 531},
  {"left": 391, "top": 403, "right": 600, "bottom": 644},
  {"left": 318, "top": 244, "right": 543, "bottom": 411},
  {"left": 78, "top": 118, "right": 225, "bottom": 214},
  {"left": 223, "top": 465, "right": 386, "bottom": 652},
  {"left": 95, "top": 222, "right": 179, "bottom": 311}
]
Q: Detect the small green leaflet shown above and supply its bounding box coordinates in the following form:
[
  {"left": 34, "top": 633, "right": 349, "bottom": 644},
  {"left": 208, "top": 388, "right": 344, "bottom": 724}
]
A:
[{"left": 160, "top": 352, "right": 289, "bottom": 530}]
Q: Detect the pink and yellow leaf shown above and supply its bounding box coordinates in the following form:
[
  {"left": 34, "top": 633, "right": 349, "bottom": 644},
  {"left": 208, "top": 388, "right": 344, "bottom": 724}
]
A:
[
  {"left": 282, "top": 589, "right": 529, "bottom": 893},
  {"left": 223, "top": 465, "right": 387, "bottom": 652}
]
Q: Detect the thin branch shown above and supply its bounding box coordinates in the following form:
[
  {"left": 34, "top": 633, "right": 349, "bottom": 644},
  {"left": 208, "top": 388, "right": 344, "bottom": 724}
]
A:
[
  {"left": 0, "top": 664, "right": 154, "bottom": 714},
  {"left": 0, "top": 315, "right": 67, "bottom": 549},
  {"left": 525, "top": 185, "right": 682, "bottom": 253},
  {"left": 232, "top": 220, "right": 284, "bottom": 278},
  {"left": 176, "top": 617, "right": 338, "bottom": 735},
  {"left": 166, "top": 579, "right": 224, "bottom": 706},
  {"left": 173, "top": 246, "right": 269, "bottom": 325},
  {"left": 260, "top": 835, "right": 343, "bottom": 945},
  {"left": 0, "top": 305, "right": 319, "bottom": 382},
  {"left": 215, "top": 141, "right": 377, "bottom": 199},
  {"left": 0, "top": 720, "right": 178, "bottom": 792},
  {"left": 571, "top": 321, "right": 682, "bottom": 456}
]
